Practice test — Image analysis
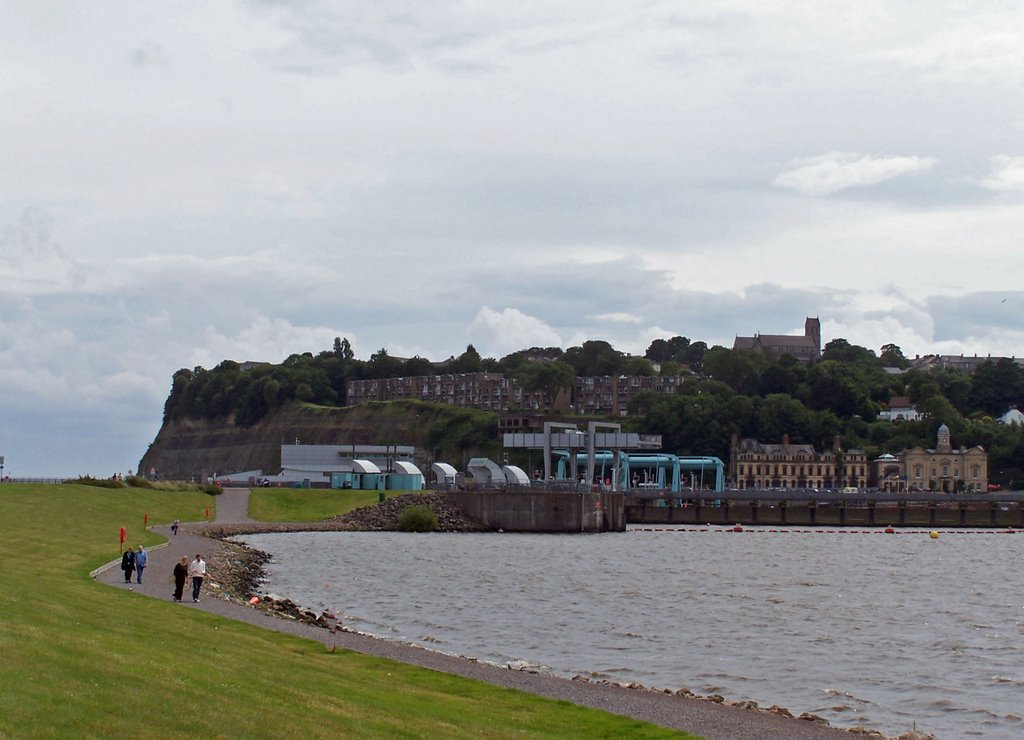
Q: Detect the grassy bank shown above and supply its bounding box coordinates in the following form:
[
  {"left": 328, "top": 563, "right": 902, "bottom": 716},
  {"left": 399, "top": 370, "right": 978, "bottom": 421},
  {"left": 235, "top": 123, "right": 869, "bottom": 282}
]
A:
[
  {"left": 0, "top": 484, "right": 689, "bottom": 738},
  {"left": 248, "top": 487, "right": 405, "bottom": 521}
]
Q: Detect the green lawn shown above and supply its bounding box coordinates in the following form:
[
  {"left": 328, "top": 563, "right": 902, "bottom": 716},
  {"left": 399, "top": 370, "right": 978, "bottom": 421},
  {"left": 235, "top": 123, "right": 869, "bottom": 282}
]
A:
[
  {"left": 248, "top": 487, "right": 407, "bottom": 521},
  {"left": 0, "top": 484, "right": 693, "bottom": 738}
]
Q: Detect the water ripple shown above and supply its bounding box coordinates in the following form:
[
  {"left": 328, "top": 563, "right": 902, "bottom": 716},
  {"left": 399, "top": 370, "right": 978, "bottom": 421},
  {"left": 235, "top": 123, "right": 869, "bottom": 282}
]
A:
[{"left": 238, "top": 528, "right": 1024, "bottom": 739}]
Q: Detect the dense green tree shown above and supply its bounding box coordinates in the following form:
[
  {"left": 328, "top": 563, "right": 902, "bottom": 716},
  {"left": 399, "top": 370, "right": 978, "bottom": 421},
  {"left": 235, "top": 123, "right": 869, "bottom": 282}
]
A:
[
  {"left": 969, "top": 358, "right": 1024, "bottom": 416},
  {"left": 683, "top": 341, "right": 708, "bottom": 370},
  {"left": 933, "top": 367, "right": 972, "bottom": 413},
  {"left": 496, "top": 347, "right": 564, "bottom": 374},
  {"left": 916, "top": 396, "right": 961, "bottom": 428},
  {"left": 563, "top": 340, "right": 624, "bottom": 376},
  {"left": 702, "top": 347, "right": 767, "bottom": 396},
  {"left": 368, "top": 348, "right": 405, "bottom": 378},
  {"left": 759, "top": 354, "right": 802, "bottom": 396},
  {"left": 179, "top": 366, "right": 209, "bottom": 418},
  {"left": 644, "top": 338, "right": 674, "bottom": 363},
  {"left": 755, "top": 394, "right": 813, "bottom": 443},
  {"left": 622, "top": 356, "right": 655, "bottom": 376},
  {"left": 447, "top": 344, "right": 485, "bottom": 374},
  {"left": 905, "top": 369, "right": 941, "bottom": 404},
  {"left": 645, "top": 336, "right": 692, "bottom": 363},
  {"left": 806, "top": 360, "right": 873, "bottom": 418},
  {"left": 314, "top": 356, "right": 349, "bottom": 403},
  {"left": 657, "top": 360, "right": 682, "bottom": 377},
  {"left": 163, "top": 368, "right": 194, "bottom": 421},
  {"left": 810, "top": 410, "right": 843, "bottom": 449},
  {"left": 196, "top": 361, "right": 241, "bottom": 418},
  {"left": 401, "top": 356, "right": 435, "bottom": 377},
  {"left": 514, "top": 360, "right": 576, "bottom": 401},
  {"left": 822, "top": 338, "right": 877, "bottom": 364},
  {"left": 879, "top": 343, "right": 909, "bottom": 368}
]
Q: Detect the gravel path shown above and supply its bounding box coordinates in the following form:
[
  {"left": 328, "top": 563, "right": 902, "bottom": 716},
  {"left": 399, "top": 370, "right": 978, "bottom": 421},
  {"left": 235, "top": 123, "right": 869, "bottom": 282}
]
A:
[{"left": 94, "top": 489, "right": 875, "bottom": 740}]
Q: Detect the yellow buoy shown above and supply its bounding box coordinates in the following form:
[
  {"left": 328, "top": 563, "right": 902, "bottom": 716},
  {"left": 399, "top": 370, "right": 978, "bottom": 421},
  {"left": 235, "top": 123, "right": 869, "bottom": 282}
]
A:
[{"left": 929, "top": 531, "right": 939, "bottom": 539}]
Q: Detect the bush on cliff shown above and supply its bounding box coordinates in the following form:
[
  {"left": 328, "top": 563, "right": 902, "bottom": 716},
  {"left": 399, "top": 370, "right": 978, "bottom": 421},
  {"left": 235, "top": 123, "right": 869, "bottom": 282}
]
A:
[{"left": 397, "top": 505, "right": 437, "bottom": 532}]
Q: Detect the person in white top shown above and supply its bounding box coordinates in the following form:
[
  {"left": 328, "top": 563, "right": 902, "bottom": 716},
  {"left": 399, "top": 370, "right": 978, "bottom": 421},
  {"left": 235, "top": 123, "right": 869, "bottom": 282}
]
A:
[{"left": 188, "top": 554, "right": 207, "bottom": 603}]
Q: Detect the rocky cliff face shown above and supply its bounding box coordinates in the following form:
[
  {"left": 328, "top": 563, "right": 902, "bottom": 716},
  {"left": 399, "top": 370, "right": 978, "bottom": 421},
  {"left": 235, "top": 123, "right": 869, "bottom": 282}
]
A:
[{"left": 138, "top": 400, "right": 499, "bottom": 481}]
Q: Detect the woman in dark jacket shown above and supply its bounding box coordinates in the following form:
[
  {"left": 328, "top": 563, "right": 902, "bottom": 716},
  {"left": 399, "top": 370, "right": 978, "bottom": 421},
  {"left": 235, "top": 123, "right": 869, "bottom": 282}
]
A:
[
  {"left": 172, "top": 556, "right": 189, "bottom": 601},
  {"left": 120, "top": 549, "right": 135, "bottom": 583}
]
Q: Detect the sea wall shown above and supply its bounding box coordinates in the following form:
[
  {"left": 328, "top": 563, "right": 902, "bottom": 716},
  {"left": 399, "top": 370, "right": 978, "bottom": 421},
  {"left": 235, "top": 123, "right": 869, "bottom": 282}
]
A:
[{"left": 447, "top": 490, "right": 624, "bottom": 533}]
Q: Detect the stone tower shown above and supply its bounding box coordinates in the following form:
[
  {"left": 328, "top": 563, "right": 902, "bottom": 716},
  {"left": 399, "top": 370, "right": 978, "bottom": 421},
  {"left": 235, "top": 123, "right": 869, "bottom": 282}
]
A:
[{"left": 805, "top": 316, "right": 821, "bottom": 357}]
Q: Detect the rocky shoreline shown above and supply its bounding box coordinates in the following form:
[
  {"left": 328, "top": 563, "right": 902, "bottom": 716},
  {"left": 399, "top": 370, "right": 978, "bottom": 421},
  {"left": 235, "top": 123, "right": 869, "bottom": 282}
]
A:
[{"left": 324, "top": 492, "right": 491, "bottom": 531}]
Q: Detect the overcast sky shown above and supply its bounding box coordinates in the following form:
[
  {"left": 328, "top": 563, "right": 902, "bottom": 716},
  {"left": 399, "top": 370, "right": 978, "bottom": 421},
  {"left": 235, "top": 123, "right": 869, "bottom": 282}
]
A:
[{"left": 3, "top": 1, "right": 1024, "bottom": 476}]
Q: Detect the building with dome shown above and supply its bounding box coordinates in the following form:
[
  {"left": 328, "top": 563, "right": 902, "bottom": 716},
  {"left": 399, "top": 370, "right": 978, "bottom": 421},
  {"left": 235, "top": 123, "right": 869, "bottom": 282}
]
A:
[
  {"left": 871, "top": 452, "right": 904, "bottom": 492},
  {"left": 897, "top": 424, "right": 988, "bottom": 493}
]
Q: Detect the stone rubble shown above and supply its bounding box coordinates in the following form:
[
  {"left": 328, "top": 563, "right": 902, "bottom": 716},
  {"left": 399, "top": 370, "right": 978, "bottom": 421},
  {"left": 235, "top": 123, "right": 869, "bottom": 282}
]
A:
[{"left": 323, "top": 493, "right": 489, "bottom": 532}]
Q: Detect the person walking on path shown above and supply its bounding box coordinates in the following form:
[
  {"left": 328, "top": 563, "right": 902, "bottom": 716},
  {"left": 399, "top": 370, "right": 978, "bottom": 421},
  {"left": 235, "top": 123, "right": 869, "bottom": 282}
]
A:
[
  {"left": 188, "top": 553, "right": 207, "bottom": 602},
  {"left": 172, "top": 556, "right": 188, "bottom": 602},
  {"left": 120, "top": 548, "right": 135, "bottom": 584},
  {"left": 134, "top": 545, "right": 148, "bottom": 583},
  {"left": 171, "top": 519, "right": 179, "bottom": 536}
]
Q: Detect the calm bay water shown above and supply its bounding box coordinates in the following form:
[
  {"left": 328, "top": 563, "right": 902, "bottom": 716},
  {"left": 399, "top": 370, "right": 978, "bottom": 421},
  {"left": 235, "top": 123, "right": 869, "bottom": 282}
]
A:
[{"left": 236, "top": 528, "right": 1024, "bottom": 739}]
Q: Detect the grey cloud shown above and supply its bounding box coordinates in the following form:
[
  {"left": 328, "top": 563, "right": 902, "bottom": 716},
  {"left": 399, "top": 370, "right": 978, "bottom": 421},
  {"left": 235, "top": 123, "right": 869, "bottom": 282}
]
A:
[
  {"left": 341, "top": 154, "right": 778, "bottom": 254},
  {"left": 432, "top": 59, "right": 504, "bottom": 75},
  {"left": 1, "top": 207, "right": 57, "bottom": 256},
  {"left": 926, "top": 292, "right": 1024, "bottom": 343},
  {"left": 421, "top": 32, "right": 483, "bottom": 50},
  {"left": 130, "top": 43, "right": 168, "bottom": 68},
  {"left": 247, "top": 1, "right": 494, "bottom": 74}
]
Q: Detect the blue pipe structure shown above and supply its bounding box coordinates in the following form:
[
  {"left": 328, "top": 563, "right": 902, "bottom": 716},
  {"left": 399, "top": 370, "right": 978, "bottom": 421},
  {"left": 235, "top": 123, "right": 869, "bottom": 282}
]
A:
[
  {"left": 677, "top": 456, "right": 726, "bottom": 492},
  {"left": 552, "top": 450, "right": 725, "bottom": 492}
]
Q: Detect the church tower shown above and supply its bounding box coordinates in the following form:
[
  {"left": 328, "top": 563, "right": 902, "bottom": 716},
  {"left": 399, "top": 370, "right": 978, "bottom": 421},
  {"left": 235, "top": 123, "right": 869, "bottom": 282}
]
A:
[{"left": 805, "top": 316, "right": 821, "bottom": 357}]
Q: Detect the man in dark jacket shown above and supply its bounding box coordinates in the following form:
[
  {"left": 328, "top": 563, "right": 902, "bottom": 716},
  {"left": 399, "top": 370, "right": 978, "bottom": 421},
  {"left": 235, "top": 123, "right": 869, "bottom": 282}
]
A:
[
  {"left": 120, "top": 549, "right": 135, "bottom": 583},
  {"left": 172, "top": 556, "right": 189, "bottom": 602}
]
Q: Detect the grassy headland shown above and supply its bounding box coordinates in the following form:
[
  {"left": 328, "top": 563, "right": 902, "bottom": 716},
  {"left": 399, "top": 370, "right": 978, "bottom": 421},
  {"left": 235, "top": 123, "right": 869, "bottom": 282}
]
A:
[
  {"left": 0, "top": 483, "right": 688, "bottom": 738},
  {"left": 248, "top": 487, "right": 404, "bottom": 521}
]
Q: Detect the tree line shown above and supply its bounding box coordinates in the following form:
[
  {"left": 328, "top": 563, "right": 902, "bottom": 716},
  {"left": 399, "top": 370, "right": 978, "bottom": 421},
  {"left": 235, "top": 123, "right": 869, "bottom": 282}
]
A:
[
  {"left": 161, "top": 336, "right": 1024, "bottom": 485},
  {"left": 162, "top": 338, "right": 657, "bottom": 426}
]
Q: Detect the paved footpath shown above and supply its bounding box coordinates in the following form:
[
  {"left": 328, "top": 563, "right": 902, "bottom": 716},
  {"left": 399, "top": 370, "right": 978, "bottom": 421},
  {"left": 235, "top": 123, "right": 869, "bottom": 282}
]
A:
[{"left": 95, "top": 489, "right": 861, "bottom": 740}]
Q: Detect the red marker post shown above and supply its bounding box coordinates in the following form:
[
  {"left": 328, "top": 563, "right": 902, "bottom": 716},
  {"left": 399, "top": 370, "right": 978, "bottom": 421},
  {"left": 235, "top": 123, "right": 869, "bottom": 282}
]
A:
[
  {"left": 119, "top": 526, "right": 126, "bottom": 553},
  {"left": 204, "top": 507, "right": 210, "bottom": 521},
  {"left": 143, "top": 512, "right": 148, "bottom": 527}
]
